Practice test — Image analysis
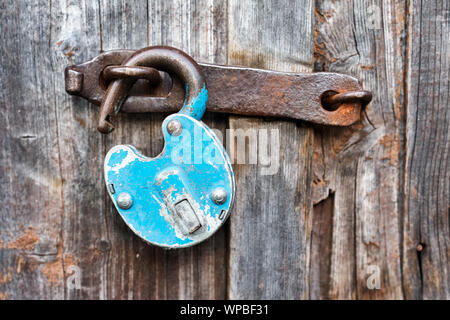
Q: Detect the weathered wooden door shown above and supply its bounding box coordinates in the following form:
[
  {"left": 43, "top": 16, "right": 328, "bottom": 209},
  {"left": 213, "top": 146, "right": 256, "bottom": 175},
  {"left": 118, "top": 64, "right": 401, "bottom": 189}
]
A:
[{"left": 1, "top": 0, "right": 448, "bottom": 299}]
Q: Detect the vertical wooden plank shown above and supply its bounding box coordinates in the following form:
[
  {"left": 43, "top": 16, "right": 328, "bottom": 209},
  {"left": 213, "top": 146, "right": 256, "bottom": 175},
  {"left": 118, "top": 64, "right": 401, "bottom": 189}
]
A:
[
  {"left": 97, "top": 0, "right": 228, "bottom": 299},
  {"left": 50, "top": 0, "right": 104, "bottom": 299},
  {"left": 0, "top": 0, "right": 64, "bottom": 300},
  {"left": 227, "top": 0, "right": 315, "bottom": 299},
  {"left": 310, "top": 194, "right": 334, "bottom": 299},
  {"left": 312, "top": 0, "right": 406, "bottom": 299},
  {"left": 97, "top": 0, "right": 150, "bottom": 300},
  {"left": 403, "top": 0, "right": 450, "bottom": 300},
  {"left": 0, "top": 0, "right": 103, "bottom": 299}
]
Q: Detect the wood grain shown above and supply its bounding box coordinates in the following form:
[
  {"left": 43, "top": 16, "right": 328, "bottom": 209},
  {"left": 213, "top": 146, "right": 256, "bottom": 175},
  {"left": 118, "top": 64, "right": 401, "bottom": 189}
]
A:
[
  {"left": 312, "top": 0, "right": 407, "bottom": 299},
  {"left": 0, "top": 0, "right": 448, "bottom": 300},
  {"left": 226, "top": 0, "right": 315, "bottom": 299},
  {"left": 0, "top": 0, "right": 103, "bottom": 299},
  {"left": 312, "top": 0, "right": 449, "bottom": 299},
  {"left": 402, "top": 0, "right": 449, "bottom": 299}
]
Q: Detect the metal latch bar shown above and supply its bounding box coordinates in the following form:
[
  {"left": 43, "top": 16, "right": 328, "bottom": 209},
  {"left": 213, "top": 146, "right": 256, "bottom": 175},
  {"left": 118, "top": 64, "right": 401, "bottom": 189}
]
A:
[{"left": 65, "top": 49, "right": 372, "bottom": 127}]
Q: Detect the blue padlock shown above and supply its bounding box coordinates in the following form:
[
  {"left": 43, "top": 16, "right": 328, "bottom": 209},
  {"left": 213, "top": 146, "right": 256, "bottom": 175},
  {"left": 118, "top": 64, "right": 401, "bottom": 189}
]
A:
[{"left": 103, "top": 47, "right": 235, "bottom": 248}]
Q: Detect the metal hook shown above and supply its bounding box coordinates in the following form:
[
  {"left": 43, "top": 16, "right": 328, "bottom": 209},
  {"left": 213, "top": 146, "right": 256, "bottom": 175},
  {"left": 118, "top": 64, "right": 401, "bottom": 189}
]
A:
[{"left": 321, "top": 90, "right": 372, "bottom": 111}]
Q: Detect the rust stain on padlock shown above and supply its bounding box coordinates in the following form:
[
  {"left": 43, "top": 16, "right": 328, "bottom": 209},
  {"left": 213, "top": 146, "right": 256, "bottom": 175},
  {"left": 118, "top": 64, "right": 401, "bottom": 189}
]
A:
[{"left": 65, "top": 49, "right": 372, "bottom": 126}]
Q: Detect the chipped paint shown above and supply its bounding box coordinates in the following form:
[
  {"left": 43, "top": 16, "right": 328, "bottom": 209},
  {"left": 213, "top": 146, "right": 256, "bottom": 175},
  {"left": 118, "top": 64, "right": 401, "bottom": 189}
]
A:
[
  {"left": 104, "top": 113, "right": 235, "bottom": 248},
  {"left": 179, "top": 84, "right": 208, "bottom": 120}
]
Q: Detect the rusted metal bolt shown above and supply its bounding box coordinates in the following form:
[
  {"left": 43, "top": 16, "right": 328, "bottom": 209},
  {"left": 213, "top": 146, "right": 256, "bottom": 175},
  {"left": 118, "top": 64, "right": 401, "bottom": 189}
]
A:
[
  {"left": 64, "top": 68, "right": 84, "bottom": 94},
  {"left": 211, "top": 188, "right": 228, "bottom": 205},
  {"left": 416, "top": 243, "right": 424, "bottom": 252},
  {"left": 117, "top": 192, "right": 133, "bottom": 210},
  {"left": 167, "top": 119, "right": 183, "bottom": 136}
]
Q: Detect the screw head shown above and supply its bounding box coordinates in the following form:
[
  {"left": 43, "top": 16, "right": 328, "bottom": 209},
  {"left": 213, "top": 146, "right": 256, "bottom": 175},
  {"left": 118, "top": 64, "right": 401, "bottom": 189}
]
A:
[
  {"left": 167, "top": 119, "right": 183, "bottom": 136},
  {"left": 117, "top": 192, "right": 133, "bottom": 210},
  {"left": 211, "top": 188, "right": 228, "bottom": 205}
]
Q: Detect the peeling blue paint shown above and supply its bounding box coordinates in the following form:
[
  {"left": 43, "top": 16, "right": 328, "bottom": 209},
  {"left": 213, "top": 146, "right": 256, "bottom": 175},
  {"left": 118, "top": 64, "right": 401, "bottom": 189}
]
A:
[
  {"left": 108, "top": 149, "right": 129, "bottom": 167},
  {"left": 179, "top": 84, "right": 208, "bottom": 120},
  {"left": 104, "top": 113, "right": 234, "bottom": 248}
]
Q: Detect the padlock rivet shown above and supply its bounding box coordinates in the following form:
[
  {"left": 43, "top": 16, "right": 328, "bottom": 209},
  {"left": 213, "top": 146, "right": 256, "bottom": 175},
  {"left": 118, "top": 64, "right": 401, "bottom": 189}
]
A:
[
  {"left": 117, "top": 192, "right": 133, "bottom": 210},
  {"left": 167, "top": 119, "right": 183, "bottom": 136},
  {"left": 211, "top": 188, "right": 228, "bottom": 205}
]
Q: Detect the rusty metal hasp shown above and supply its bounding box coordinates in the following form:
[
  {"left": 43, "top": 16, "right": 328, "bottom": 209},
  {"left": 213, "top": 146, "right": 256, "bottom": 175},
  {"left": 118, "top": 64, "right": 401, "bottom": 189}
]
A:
[{"left": 65, "top": 48, "right": 372, "bottom": 128}]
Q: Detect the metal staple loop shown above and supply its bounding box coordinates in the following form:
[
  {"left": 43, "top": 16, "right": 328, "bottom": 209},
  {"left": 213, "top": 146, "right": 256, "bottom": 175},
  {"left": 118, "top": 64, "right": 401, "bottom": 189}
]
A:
[{"left": 322, "top": 90, "right": 373, "bottom": 110}]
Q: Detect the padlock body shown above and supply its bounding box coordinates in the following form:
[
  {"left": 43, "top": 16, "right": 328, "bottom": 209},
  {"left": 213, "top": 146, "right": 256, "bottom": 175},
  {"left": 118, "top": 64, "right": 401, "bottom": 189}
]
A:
[{"left": 104, "top": 114, "right": 234, "bottom": 248}]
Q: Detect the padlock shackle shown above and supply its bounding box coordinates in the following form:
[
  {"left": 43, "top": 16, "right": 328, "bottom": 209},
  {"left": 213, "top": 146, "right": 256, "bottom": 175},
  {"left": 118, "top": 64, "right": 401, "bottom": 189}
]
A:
[{"left": 98, "top": 46, "right": 207, "bottom": 133}]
